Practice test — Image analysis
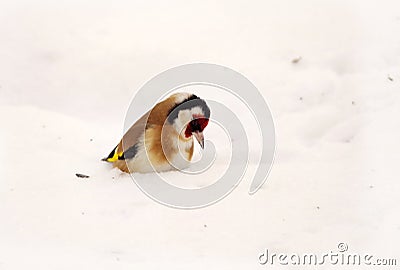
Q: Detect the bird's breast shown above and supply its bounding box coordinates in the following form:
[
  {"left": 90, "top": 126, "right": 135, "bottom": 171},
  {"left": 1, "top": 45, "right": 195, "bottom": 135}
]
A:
[{"left": 126, "top": 125, "right": 194, "bottom": 173}]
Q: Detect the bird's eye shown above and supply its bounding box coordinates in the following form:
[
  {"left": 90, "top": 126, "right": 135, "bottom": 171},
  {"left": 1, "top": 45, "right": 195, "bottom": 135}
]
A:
[{"left": 190, "top": 119, "right": 201, "bottom": 131}]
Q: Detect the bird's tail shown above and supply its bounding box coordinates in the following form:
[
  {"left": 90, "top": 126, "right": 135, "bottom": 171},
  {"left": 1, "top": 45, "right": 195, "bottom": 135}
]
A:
[{"left": 102, "top": 145, "right": 120, "bottom": 162}]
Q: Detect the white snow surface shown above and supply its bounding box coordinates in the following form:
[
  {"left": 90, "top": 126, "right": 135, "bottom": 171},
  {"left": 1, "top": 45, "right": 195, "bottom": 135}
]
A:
[{"left": 1, "top": 0, "right": 400, "bottom": 269}]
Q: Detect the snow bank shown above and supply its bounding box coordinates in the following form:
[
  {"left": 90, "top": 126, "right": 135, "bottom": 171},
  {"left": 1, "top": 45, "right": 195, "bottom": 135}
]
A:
[{"left": 1, "top": 0, "right": 399, "bottom": 269}]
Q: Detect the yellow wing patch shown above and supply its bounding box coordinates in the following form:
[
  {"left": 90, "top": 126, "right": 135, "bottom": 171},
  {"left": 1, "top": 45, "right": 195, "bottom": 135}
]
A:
[
  {"left": 106, "top": 152, "right": 120, "bottom": 162},
  {"left": 104, "top": 146, "right": 123, "bottom": 162}
]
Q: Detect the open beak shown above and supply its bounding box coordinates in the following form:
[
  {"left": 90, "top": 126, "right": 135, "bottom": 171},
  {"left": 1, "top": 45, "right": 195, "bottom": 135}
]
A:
[{"left": 193, "top": 131, "right": 204, "bottom": 149}]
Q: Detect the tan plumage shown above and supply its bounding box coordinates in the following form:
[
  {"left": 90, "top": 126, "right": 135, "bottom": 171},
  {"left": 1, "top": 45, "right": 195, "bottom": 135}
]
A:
[{"left": 103, "top": 92, "right": 210, "bottom": 173}]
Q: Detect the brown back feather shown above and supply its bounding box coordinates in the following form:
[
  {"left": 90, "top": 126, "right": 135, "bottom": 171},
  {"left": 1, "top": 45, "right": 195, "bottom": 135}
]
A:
[{"left": 117, "top": 95, "right": 179, "bottom": 154}]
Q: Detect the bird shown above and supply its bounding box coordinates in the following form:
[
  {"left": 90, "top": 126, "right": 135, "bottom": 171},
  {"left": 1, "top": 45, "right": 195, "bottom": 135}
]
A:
[{"left": 102, "top": 92, "right": 210, "bottom": 173}]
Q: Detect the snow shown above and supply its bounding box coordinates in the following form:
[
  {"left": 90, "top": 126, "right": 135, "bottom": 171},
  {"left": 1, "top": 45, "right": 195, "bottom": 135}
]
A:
[{"left": 1, "top": 0, "right": 400, "bottom": 269}]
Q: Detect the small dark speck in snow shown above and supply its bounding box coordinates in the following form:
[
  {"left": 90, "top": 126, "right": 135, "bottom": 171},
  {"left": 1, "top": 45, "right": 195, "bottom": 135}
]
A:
[
  {"left": 292, "top": 56, "right": 302, "bottom": 64},
  {"left": 76, "top": 173, "right": 90, "bottom": 178}
]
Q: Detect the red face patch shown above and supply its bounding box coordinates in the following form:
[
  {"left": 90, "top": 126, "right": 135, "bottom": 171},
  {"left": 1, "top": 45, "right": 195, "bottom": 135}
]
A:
[
  {"left": 184, "top": 116, "right": 209, "bottom": 138},
  {"left": 197, "top": 118, "right": 209, "bottom": 131}
]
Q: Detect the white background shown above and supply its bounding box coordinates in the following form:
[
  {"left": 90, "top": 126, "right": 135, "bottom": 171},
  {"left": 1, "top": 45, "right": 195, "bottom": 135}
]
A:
[{"left": 0, "top": 0, "right": 399, "bottom": 269}]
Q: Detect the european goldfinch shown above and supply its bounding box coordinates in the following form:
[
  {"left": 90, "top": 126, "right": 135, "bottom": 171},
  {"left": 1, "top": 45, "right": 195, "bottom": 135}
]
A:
[{"left": 103, "top": 92, "right": 210, "bottom": 173}]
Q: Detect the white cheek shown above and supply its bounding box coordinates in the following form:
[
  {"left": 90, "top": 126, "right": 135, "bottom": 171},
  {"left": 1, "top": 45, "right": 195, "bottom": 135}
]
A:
[
  {"left": 178, "top": 110, "right": 192, "bottom": 124},
  {"left": 174, "top": 110, "right": 191, "bottom": 133}
]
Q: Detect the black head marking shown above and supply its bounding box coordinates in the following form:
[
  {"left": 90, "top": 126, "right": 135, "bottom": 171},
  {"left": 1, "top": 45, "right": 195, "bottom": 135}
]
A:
[{"left": 167, "top": 94, "right": 211, "bottom": 123}]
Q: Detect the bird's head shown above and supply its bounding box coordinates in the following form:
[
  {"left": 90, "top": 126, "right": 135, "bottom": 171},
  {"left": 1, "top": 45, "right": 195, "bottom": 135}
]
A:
[{"left": 167, "top": 93, "right": 210, "bottom": 148}]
